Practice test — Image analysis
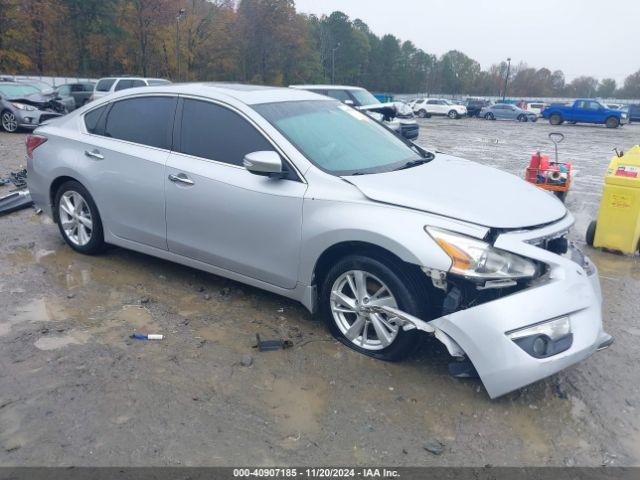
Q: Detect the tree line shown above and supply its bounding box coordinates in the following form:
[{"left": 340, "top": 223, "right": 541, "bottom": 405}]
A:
[{"left": 1, "top": 0, "right": 639, "bottom": 99}]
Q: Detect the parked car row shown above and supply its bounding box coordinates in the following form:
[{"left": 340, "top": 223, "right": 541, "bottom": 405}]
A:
[{"left": 0, "top": 76, "right": 171, "bottom": 133}]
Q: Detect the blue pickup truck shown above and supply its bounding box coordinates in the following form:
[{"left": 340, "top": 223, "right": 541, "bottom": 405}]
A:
[{"left": 541, "top": 99, "right": 628, "bottom": 128}]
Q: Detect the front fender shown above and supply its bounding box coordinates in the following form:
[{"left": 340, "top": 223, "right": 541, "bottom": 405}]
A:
[{"left": 298, "top": 197, "right": 487, "bottom": 287}]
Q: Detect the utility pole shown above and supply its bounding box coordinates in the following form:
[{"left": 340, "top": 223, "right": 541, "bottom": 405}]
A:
[
  {"left": 331, "top": 43, "right": 341, "bottom": 84},
  {"left": 502, "top": 57, "right": 511, "bottom": 102},
  {"left": 176, "top": 8, "right": 186, "bottom": 82}
]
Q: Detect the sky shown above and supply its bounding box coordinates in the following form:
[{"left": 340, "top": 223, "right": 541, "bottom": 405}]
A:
[{"left": 295, "top": 0, "right": 639, "bottom": 85}]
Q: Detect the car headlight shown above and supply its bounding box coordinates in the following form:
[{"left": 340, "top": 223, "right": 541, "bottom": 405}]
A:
[
  {"left": 10, "top": 102, "right": 36, "bottom": 111},
  {"left": 425, "top": 226, "right": 537, "bottom": 280},
  {"left": 621, "top": 113, "right": 627, "bottom": 119}
]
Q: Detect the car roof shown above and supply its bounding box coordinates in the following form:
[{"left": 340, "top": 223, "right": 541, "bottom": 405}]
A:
[
  {"left": 290, "top": 84, "right": 366, "bottom": 91},
  {"left": 94, "top": 82, "right": 327, "bottom": 105}
]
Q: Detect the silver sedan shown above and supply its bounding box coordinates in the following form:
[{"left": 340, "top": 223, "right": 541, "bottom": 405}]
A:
[{"left": 26, "top": 83, "right": 611, "bottom": 398}]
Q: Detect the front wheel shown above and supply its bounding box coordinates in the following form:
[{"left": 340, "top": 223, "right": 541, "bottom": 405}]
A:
[
  {"left": 605, "top": 116, "right": 620, "bottom": 129},
  {"left": 319, "top": 254, "right": 429, "bottom": 361},
  {"left": 517, "top": 114, "right": 527, "bottom": 122},
  {"left": 417, "top": 109, "right": 428, "bottom": 118},
  {"left": 485, "top": 113, "right": 495, "bottom": 120},
  {"left": 1, "top": 110, "right": 19, "bottom": 132},
  {"left": 54, "top": 180, "right": 106, "bottom": 254},
  {"left": 448, "top": 110, "right": 459, "bottom": 119}
]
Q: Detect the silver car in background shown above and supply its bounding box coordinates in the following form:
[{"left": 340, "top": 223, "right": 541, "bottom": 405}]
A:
[
  {"left": 26, "top": 83, "right": 611, "bottom": 398},
  {"left": 0, "top": 82, "right": 64, "bottom": 132},
  {"left": 480, "top": 103, "right": 538, "bottom": 122}
]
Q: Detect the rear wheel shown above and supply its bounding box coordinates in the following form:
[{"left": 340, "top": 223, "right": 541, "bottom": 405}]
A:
[
  {"left": 417, "top": 109, "right": 428, "bottom": 118},
  {"left": 549, "top": 113, "right": 563, "bottom": 125},
  {"left": 319, "top": 254, "right": 429, "bottom": 361},
  {"left": 605, "top": 116, "right": 620, "bottom": 129},
  {"left": 586, "top": 221, "right": 597, "bottom": 246},
  {"left": 1, "top": 110, "right": 18, "bottom": 132},
  {"left": 517, "top": 114, "right": 527, "bottom": 122},
  {"left": 485, "top": 112, "right": 495, "bottom": 120},
  {"left": 54, "top": 180, "right": 105, "bottom": 254}
]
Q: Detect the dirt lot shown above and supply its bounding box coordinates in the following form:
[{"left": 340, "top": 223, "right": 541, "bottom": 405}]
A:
[{"left": 1, "top": 117, "right": 639, "bottom": 467}]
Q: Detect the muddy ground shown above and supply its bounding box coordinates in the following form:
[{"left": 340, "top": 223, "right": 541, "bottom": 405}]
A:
[{"left": 0, "top": 117, "right": 639, "bottom": 467}]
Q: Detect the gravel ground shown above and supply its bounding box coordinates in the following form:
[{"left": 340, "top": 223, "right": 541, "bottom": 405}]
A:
[{"left": 0, "top": 116, "right": 639, "bottom": 467}]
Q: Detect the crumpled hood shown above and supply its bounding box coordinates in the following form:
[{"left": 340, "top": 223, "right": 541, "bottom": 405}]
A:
[
  {"left": 9, "top": 92, "right": 59, "bottom": 110},
  {"left": 343, "top": 154, "right": 567, "bottom": 229},
  {"left": 358, "top": 101, "right": 413, "bottom": 117}
]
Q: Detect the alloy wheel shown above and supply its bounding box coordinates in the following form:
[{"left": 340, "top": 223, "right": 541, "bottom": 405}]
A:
[
  {"left": 1, "top": 111, "right": 18, "bottom": 132},
  {"left": 59, "top": 191, "right": 93, "bottom": 246},
  {"left": 330, "top": 270, "right": 399, "bottom": 350}
]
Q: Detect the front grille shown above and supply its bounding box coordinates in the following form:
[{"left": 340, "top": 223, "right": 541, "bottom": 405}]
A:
[{"left": 39, "top": 113, "right": 60, "bottom": 123}]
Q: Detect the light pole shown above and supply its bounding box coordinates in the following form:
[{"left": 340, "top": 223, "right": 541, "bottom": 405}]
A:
[
  {"left": 502, "top": 57, "right": 511, "bottom": 102},
  {"left": 176, "top": 8, "right": 186, "bottom": 82},
  {"left": 331, "top": 43, "right": 341, "bottom": 84}
]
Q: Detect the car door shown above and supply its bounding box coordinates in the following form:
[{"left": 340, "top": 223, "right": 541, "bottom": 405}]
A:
[
  {"left": 165, "top": 97, "right": 306, "bottom": 289},
  {"left": 79, "top": 95, "right": 177, "bottom": 250}
]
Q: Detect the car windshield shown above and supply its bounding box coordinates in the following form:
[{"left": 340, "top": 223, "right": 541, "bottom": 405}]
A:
[
  {"left": 255, "top": 100, "right": 422, "bottom": 175},
  {"left": 0, "top": 84, "right": 40, "bottom": 97},
  {"left": 349, "top": 89, "right": 379, "bottom": 106}
]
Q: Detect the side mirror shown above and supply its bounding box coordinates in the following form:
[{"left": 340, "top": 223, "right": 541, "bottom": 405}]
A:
[
  {"left": 344, "top": 99, "right": 354, "bottom": 106},
  {"left": 243, "top": 151, "right": 282, "bottom": 177}
]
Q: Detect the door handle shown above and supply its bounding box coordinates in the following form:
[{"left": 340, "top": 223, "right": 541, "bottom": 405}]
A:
[
  {"left": 84, "top": 149, "right": 104, "bottom": 160},
  {"left": 168, "top": 173, "right": 195, "bottom": 186}
]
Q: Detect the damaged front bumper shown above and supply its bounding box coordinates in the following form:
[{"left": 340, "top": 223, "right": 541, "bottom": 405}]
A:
[{"left": 396, "top": 213, "right": 611, "bottom": 398}]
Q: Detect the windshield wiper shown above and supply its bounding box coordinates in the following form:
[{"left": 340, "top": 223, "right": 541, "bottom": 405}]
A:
[{"left": 394, "top": 158, "right": 431, "bottom": 171}]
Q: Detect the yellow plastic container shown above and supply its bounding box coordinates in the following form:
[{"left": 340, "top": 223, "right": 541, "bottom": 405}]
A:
[{"left": 592, "top": 145, "right": 640, "bottom": 254}]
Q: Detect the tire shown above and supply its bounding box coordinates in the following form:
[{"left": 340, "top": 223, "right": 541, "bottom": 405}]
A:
[
  {"left": 586, "top": 221, "right": 597, "bottom": 246},
  {"left": 605, "top": 116, "right": 620, "bottom": 129},
  {"left": 1, "top": 110, "right": 19, "bottom": 133},
  {"left": 517, "top": 114, "right": 527, "bottom": 122},
  {"left": 531, "top": 116, "right": 538, "bottom": 122},
  {"left": 417, "top": 109, "right": 428, "bottom": 118},
  {"left": 448, "top": 110, "right": 458, "bottom": 119},
  {"left": 485, "top": 113, "right": 495, "bottom": 120},
  {"left": 319, "top": 254, "right": 430, "bottom": 361},
  {"left": 554, "top": 190, "right": 567, "bottom": 202},
  {"left": 54, "top": 180, "right": 105, "bottom": 254},
  {"left": 549, "top": 113, "right": 563, "bottom": 126}
]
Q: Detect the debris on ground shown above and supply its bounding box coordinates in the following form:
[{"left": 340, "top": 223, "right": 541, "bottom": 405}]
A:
[
  {"left": 240, "top": 354, "right": 253, "bottom": 367},
  {"left": 423, "top": 438, "right": 445, "bottom": 455},
  {"left": 0, "top": 190, "right": 33, "bottom": 216},
  {"left": 130, "top": 333, "right": 164, "bottom": 340},
  {"left": 253, "top": 333, "right": 293, "bottom": 352},
  {"left": 0, "top": 169, "right": 28, "bottom": 189}
]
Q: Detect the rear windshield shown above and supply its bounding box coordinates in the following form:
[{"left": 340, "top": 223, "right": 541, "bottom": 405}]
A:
[
  {"left": 0, "top": 84, "right": 40, "bottom": 97},
  {"left": 96, "top": 79, "right": 116, "bottom": 92}
]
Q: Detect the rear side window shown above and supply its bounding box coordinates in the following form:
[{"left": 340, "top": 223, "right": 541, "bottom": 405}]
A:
[
  {"left": 327, "top": 90, "right": 351, "bottom": 103},
  {"left": 179, "top": 99, "right": 274, "bottom": 165},
  {"left": 96, "top": 79, "right": 115, "bottom": 92},
  {"left": 103, "top": 96, "right": 176, "bottom": 149},
  {"left": 114, "top": 80, "right": 132, "bottom": 91},
  {"left": 130, "top": 79, "right": 146, "bottom": 88},
  {"left": 84, "top": 105, "right": 107, "bottom": 134}
]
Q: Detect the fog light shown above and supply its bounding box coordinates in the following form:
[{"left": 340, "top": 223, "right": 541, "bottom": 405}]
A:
[
  {"left": 532, "top": 336, "right": 548, "bottom": 356},
  {"left": 507, "top": 316, "right": 572, "bottom": 358}
]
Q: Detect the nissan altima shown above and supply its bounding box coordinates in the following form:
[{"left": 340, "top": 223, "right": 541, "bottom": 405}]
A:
[{"left": 26, "top": 83, "right": 612, "bottom": 398}]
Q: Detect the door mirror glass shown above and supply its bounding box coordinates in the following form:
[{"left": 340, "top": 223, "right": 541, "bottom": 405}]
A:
[{"left": 243, "top": 151, "right": 282, "bottom": 176}]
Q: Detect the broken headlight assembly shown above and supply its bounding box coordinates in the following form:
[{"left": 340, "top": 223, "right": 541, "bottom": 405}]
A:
[
  {"left": 425, "top": 226, "right": 537, "bottom": 283},
  {"left": 10, "top": 102, "right": 37, "bottom": 111}
]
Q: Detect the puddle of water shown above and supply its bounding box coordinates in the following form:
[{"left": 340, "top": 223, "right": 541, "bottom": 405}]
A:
[{"left": 34, "top": 330, "right": 89, "bottom": 350}]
